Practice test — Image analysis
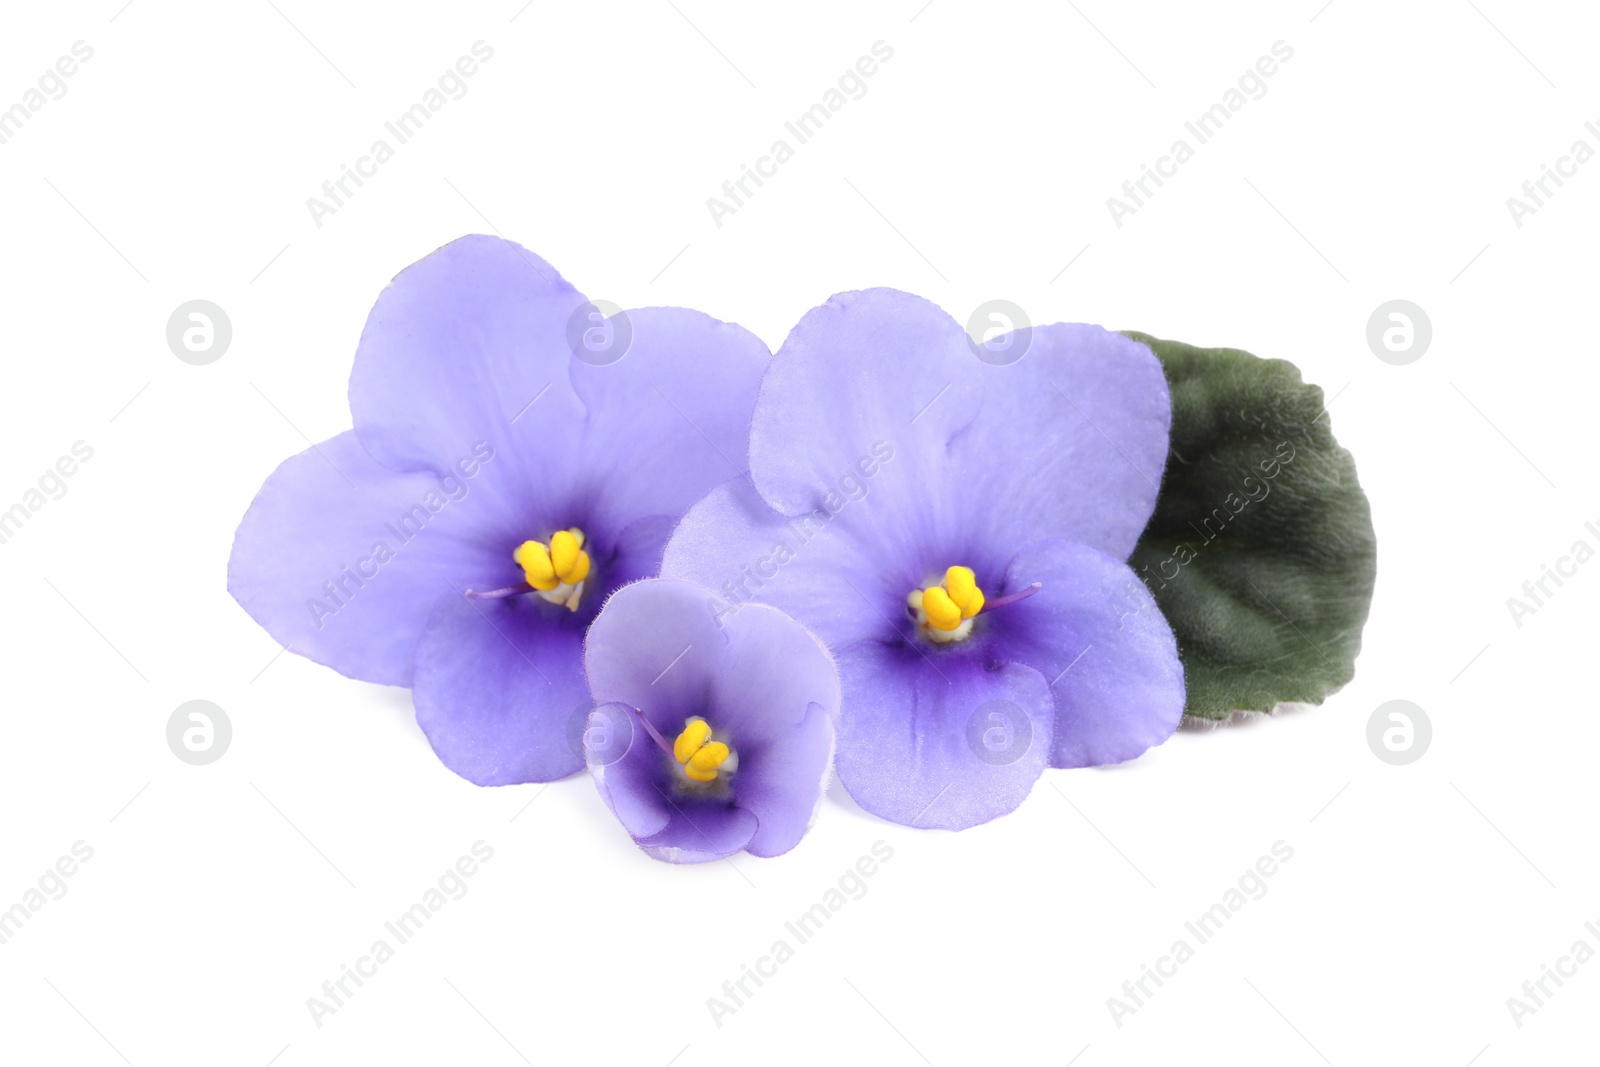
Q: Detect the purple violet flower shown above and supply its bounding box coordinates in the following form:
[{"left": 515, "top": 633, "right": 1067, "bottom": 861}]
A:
[
  {"left": 660, "top": 289, "right": 1186, "bottom": 830},
  {"left": 582, "top": 578, "right": 839, "bottom": 863},
  {"left": 227, "top": 236, "right": 768, "bottom": 785}
]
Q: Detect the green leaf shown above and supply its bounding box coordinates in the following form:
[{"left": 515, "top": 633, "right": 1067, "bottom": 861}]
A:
[{"left": 1124, "top": 332, "right": 1376, "bottom": 721}]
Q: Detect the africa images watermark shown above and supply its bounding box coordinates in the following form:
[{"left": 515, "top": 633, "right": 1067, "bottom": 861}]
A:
[
  {"left": 1106, "top": 40, "right": 1295, "bottom": 228},
  {"left": 0, "top": 841, "right": 95, "bottom": 948},
  {"left": 1107, "top": 840, "right": 1295, "bottom": 1028},
  {"left": 710, "top": 439, "right": 895, "bottom": 620},
  {"left": 705, "top": 40, "right": 895, "bottom": 229},
  {"left": 306, "top": 41, "right": 495, "bottom": 229},
  {"left": 707, "top": 840, "right": 895, "bottom": 1028},
  {"left": 0, "top": 40, "right": 94, "bottom": 148},
  {"left": 306, "top": 441, "right": 495, "bottom": 630},
  {"left": 306, "top": 840, "right": 495, "bottom": 1028},
  {"left": 1505, "top": 119, "right": 1600, "bottom": 229},
  {"left": 1504, "top": 518, "right": 1600, "bottom": 629},
  {"left": 1505, "top": 918, "right": 1600, "bottom": 1030},
  {"left": 0, "top": 440, "right": 94, "bottom": 547},
  {"left": 1132, "top": 439, "right": 1297, "bottom": 600}
]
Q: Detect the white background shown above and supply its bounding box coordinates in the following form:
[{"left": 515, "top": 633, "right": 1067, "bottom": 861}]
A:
[{"left": 1, "top": 1, "right": 1596, "bottom": 1064}]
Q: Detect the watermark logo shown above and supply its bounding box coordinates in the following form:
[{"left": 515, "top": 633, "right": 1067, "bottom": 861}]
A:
[
  {"left": 965, "top": 699, "right": 1033, "bottom": 765},
  {"left": 965, "top": 299, "right": 1032, "bottom": 366},
  {"left": 570, "top": 701, "right": 635, "bottom": 766},
  {"left": 1366, "top": 300, "right": 1430, "bottom": 365},
  {"left": 166, "top": 300, "right": 232, "bottom": 365},
  {"left": 565, "top": 300, "right": 633, "bottom": 367},
  {"left": 167, "top": 700, "right": 231, "bottom": 765},
  {"left": 1366, "top": 700, "right": 1430, "bottom": 765}
]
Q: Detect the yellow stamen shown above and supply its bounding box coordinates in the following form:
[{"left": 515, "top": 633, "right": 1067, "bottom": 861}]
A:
[
  {"left": 672, "top": 716, "right": 735, "bottom": 783},
  {"left": 550, "top": 529, "right": 584, "bottom": 582},
  {"left": 685, "top": 742, "right": 730, "bottom": 782},
  {"left": 513, "top": 528, "right": 593, "bottom": 606},
  {"left": 563, "top": 547, "right": 590, "bottom": 584},
  {"left": 921, "top": 586, "right": 963, "bottom": 631},
  {"left": 944, "top": 565, "right": 985, "bottom": 619},
  {"left": 514, "top": 540, "right": 560, "bottom": 591},
  {"left": 909, "top": 565, "right": 987, "bottom": 642},
  {"left": 673, "top": 717, "right": 712, "bottom": 764}
]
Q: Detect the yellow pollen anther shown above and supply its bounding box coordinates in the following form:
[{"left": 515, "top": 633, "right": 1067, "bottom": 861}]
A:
[
  {"left": 514, "top": 528, "right": 593, "bottom": 607},
  {"left": 908, "top": 565, "right": 987, "bottom": 642},
  {"left": 672, "top": 716, "right": 735, "bottom": 783},
  {"left": 673, "top": 717, "right": 712, "bottom": 764},
  {"left": 921, "top": 586, "right": 963, "bottom": 631},
  {"left": 549, "top": 529, "right": 585, "bottom": 582},
  {"left": 685, "top": 742, "right": 730, "bottom": 783},
  {"left": 513, "top": 540, "right": 560, "bottom": 590},
  {"left": 943, "top": 565, "right": 985, "bottom": 619}
]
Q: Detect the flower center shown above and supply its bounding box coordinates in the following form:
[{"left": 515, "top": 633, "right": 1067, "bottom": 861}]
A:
[
  {"left": 672, "top": 716, "right": 738, "bottom": 783},
  {"left": 907, "top": 565, "right": 985, "bottom": 643},
  {"left": 513, "top": 527, "right": 591, "bottom": 611},
  {"left": 906, "top": 566, "right": 1041, "bottom": 644}
]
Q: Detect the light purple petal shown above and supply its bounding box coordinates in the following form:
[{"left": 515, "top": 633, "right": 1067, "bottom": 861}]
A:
[
  {"left": 736, "top": 701, "right": 834, "bottom": 858},
  {"left": 572, "top": 307, "right": 769, "bottom": 537},
  {"left": 710, "top": 601, "right": 841, "bottom": 742},
  {"left": 583, "top": 578, "right": 730, "bottom": 739},
  {"left": 707, "top": 601, "right": 838, "bottom": 858},
  {"left": 584, "top": 578, "right": 839, "bottom": 746},
  {"left": 411, "top": 592, "right": 589, "bottom": 785},
  {"left": 659, "top": 478, "right": 894, "bottom": 652},
  {"left": 348, "top": 235, "right": 590, "bottom": 486},
  {"left": 952, "top": 323, "right": 1170, "bottom": 559},
  {"left": 587, "top": 703, "right": 671, "bottom": 840},
  {"left": 596, "top": 512, "right": 679, "bottom": 590},
  {"left": 985, "top": 538, "right": 1185, "bottom": 768},
  {"left": 637, "top": 803, "right": 758, "bottom": 864},
  {"left": 749, "top": 289, "right": 984, "bottom": 535},
  {"left": 832, "top": 645, "right": 1055, "bottom": 830},
  {"left": 227, "top": 430, "right": 506, "bottom": 686}
]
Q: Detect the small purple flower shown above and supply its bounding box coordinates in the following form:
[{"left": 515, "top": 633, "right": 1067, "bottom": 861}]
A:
[
  {"left": 582, "top": 578, "right": 839, "bottom": 863},
  {"left": 228, "top": 236, "right": 768, "bottom": 785},
  {"left": 661, "top": 289, "right": 1186, "bottom": 830}
]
